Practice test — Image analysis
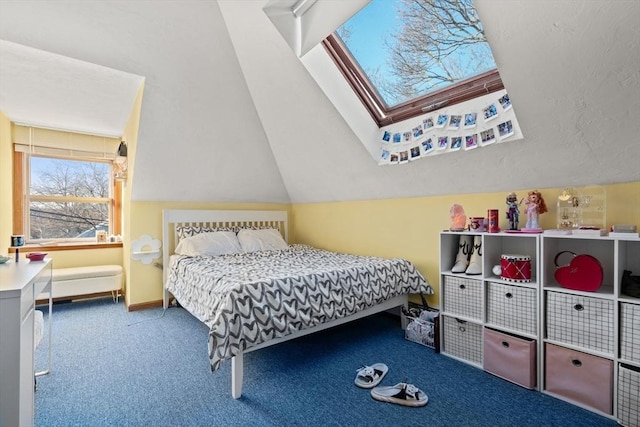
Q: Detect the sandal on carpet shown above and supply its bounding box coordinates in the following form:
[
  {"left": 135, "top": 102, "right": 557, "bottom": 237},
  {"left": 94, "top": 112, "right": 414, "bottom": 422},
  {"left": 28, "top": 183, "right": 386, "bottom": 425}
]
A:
[
  {"left": 354, "top": 363, "right": 388, "bottom": 389},
  {"left": 370, "top": 382, "right": 428, "bottom": 407}
]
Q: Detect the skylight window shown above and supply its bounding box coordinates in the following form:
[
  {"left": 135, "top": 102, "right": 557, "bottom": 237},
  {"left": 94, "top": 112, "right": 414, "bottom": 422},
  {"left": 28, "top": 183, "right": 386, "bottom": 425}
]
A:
[{"left": 324, "top": 0, "right": 505, "bottom": 127}]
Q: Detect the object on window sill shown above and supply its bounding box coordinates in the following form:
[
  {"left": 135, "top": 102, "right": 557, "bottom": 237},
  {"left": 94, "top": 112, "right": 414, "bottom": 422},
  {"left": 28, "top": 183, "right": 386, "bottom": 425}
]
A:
[{"left": 8, "top": 241, "right": 122, "bottom": 252}]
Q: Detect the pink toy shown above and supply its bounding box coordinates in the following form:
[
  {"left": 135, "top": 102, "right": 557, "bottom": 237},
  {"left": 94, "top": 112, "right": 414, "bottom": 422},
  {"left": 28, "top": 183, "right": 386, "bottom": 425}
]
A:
[{"left": 522, "top": 190, "right": 548, "bottom": 231}]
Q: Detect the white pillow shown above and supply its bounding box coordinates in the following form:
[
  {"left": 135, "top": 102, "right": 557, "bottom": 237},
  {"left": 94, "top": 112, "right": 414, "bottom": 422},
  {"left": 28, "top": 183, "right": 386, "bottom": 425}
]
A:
[
  {"left": 237, "top": 228, "right": 288, "bottom": 252},
  {"left": 175, "top": 226, "right": 235, "bottom": 240},
  {"left": 175, "top": 231, "right": 242, "bottom": 256}
]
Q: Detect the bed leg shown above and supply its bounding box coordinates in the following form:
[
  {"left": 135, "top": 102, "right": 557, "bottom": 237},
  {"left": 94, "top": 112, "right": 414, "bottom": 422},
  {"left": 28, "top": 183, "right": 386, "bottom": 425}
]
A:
[{"left": 231, "top": 353, "right": 244, "bottom": 399}]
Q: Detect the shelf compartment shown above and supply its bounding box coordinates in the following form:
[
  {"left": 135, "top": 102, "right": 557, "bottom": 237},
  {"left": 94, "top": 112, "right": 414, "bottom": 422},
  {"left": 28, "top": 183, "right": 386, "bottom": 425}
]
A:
[
  {"left": 545, "top": 343, "right": 613, "bottom": 415},
  {"left": 483, "top": 233, "right": 539, "bottom": 284},
  {"left": 620, "top": 302, "right": 640, "bottom": 364},
  {"left": 440, "top": 232, "right": 483, "bottom": 275},
  {"left": 442, "top": 315, "right": 483, "bottom": 366},
  {"left": 442, "top": 276, "right": 483, "bottom": 321},
  {"left": 546, "top": 291, "right": 614, "bottom": 354},
  {"left": 618, "top": 364, "right": 640, "bottom": 427},
  {"left": 487, "top": 282, "right": 537, "bottom": 335},
  {"left": 618, "top": 240, "right": 640, "bottom": 288},
  {"left": 542, "top": 236, "right": 615, "bottom": 291},
  {"left": 483, "top": 327, "right": 536, "bottom": 389}
]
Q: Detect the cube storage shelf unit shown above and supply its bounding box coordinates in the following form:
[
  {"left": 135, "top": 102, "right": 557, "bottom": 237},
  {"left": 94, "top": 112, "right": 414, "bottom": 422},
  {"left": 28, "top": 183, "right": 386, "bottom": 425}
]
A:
[
  {"left": 439, "top": 231, "right": 640, "bottom": 426},
  {"left": 541, "top": 234, "right": 640, "bottom": 425}
]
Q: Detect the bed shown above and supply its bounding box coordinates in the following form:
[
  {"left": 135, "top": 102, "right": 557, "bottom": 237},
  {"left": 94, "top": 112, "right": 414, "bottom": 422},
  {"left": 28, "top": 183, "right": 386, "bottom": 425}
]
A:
[{"left": 162, "top": 209, "right": 433, "bottom": 398}]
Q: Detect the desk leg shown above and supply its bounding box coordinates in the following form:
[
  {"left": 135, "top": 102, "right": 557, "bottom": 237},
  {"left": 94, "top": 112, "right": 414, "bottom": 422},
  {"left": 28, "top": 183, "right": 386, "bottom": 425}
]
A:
[{"left": 35, "top": 283, "right": 52, "bottom": 377}]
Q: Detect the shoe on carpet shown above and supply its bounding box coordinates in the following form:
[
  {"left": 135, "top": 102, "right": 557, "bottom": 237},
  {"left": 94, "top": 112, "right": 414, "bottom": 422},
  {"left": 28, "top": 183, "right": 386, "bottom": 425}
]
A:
[
  {"left": 370, "top": 382, "right": 428, "bottom": 407},
  {"left": 354, "top": 363, "right": 388, "bottom": 389}
]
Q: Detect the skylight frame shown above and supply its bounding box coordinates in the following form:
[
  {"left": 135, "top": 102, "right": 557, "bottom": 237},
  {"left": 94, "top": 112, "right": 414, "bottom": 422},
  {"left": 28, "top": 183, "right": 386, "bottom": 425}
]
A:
[{"left": 322, "top": 33, "right": 505, "bottom": 128}]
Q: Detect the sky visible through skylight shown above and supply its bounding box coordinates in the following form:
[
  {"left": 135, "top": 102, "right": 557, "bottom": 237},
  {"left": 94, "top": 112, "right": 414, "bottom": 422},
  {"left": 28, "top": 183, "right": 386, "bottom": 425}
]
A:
[
  {"left": 338, "top": 0, "right": 497, "bottom": 107},
  {"left": 338, "top": 0, "right": 398, "bottom": 89}
]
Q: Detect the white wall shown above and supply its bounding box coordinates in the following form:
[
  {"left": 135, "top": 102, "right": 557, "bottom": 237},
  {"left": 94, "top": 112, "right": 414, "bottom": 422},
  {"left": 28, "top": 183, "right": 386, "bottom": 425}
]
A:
[
  {"left": 0, "top": 0, "right": 290, "bottom": 204},
  {"left": 1, "top": 0, "right": 638, "bottom": 205},
  {"left": 219, "top": 0, "right": 639, "bottom": 203}
]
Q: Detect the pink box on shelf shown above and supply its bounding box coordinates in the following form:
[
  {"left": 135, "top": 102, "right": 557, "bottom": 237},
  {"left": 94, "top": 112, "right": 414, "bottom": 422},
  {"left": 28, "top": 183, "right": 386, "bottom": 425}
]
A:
[
  {"left": 545, "top": 343, "right": 613, "bottom": 415},
  {"left": 483, "top": 328, "right": 536, "bottom": 389}
]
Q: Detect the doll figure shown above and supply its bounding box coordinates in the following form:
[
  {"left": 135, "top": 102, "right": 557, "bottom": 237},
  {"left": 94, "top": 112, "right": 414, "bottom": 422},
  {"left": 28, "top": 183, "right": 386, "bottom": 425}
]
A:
[
  {"left": 523, "top": 190, "right": 548, "bottom": 230},
  {"left": 505, "top": 192, "right": 520, "bottom": 230},
  {"left": 449, "top": 204, "right": 467, "bottom": 231}
]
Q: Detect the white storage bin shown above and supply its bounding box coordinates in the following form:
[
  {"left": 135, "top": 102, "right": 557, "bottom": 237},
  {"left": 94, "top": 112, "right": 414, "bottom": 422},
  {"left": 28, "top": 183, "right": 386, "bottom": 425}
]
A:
[
  {"left": 443, "top": 276, "right": 482, "bottom": 321},
  {"left": 620, "top": 303, "right": 640, "bottom": 364},
  {"left": 546, "top": 291, "right": 613, "bottom": 354},
  {"left": 618, "top": 364, "right": 640, "bottom": 427},
  {"left": 486, "top": 282, "right": 536, "bottom": 335},
  {"left": 442, "top": 315, "right": 483, "bottom": 365}
]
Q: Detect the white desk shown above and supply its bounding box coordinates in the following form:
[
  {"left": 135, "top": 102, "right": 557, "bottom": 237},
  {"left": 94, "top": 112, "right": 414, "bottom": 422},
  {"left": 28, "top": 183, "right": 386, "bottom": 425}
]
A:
[{"left": 0, "top": 259, "right": 52, "bottom": 427}]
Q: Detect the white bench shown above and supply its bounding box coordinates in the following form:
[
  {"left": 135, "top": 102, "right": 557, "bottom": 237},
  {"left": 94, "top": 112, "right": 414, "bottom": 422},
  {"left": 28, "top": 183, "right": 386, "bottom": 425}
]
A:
[{"left": 38, "top": 265, "right": 123, "bottom": 302}]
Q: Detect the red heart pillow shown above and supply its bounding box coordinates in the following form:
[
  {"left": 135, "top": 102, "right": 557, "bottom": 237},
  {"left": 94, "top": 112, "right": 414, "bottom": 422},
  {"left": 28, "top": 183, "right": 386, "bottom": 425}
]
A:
[{"left": 554, "top": 251, "right": 603, "bottom": 292}]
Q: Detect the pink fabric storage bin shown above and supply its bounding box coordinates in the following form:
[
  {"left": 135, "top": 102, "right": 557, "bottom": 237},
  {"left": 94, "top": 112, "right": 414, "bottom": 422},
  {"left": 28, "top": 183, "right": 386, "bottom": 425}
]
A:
[
  {"left": 483, "top": 328, "right": 536, "bottom": 389},
  {"left": 545, "top": 343, "right": 613, "bottom": 414}
]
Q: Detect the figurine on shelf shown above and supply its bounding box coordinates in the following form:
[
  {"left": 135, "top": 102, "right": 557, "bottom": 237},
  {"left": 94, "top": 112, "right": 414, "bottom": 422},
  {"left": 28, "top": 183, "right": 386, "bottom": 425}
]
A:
[
  {"left": 522, "top": 190, "right": 548, "bottom": 230},
  {"left": 449, "top": 204, "right": 467, "bottom": 231},
  {"left": 505, "top": 192, "right": 520, "bottom": 230}
]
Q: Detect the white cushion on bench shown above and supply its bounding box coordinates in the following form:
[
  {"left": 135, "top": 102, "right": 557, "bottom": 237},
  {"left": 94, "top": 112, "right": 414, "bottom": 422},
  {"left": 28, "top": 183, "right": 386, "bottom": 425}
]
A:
[
  {"left": 53, "top": 265, "right": 122, "bottom": 281},
  {"left": 39, "top": 265, "right": 123, "bottom": 300}
]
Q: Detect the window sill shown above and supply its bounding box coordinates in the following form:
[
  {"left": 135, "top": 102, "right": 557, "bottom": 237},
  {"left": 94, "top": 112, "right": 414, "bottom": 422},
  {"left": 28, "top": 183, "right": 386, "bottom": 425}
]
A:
[{"left": 9, "top": 242, "right": 123, "bottom": 252}]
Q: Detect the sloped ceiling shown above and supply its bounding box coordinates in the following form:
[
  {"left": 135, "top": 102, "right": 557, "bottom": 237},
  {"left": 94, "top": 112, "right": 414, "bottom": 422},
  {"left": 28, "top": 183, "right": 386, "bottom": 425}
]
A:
[
  {"left": 0, "top": 0, "right": 638, "bottom": 205},
  {"left": 0, "top": 0, "right": 289, "bottom": 203},
  {"left": 0, "top": 40, "right": 144, "bottom": 138}
]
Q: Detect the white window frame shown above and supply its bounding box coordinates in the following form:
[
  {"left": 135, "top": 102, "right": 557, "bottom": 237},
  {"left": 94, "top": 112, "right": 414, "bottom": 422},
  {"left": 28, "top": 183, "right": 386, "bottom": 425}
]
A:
[
  {"left": 25, "top": 153, "right": 115, "bottom": 244},
  {"left": 12, "top": 126, "right": 122, "bottom": 244}
]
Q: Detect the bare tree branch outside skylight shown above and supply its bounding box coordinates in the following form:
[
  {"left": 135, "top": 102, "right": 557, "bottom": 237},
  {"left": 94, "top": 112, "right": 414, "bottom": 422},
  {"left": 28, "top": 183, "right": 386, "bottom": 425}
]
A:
[{"left": 383, "top": 0, "right": 496, "bottom": 105}]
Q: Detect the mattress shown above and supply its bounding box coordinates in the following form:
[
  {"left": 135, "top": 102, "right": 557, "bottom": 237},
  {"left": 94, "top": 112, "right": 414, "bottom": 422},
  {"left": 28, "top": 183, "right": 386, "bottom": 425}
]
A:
[{"left": 166, "top": 244, "right": 432, "bottom": 371}]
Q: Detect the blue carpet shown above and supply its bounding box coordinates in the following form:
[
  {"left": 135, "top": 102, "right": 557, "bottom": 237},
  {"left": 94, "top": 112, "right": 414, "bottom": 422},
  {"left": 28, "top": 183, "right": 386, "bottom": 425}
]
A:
[{"left": 34, "top": 298, "right": 617, "bottom": 426}]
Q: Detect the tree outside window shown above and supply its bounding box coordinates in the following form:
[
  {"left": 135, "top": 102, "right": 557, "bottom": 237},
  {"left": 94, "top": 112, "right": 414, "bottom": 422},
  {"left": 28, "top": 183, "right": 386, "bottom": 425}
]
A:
[
  {"left": 29, "top": 156, "right": 112, "bottom": 240},
  {"left": 326, "top": 0, "right": 504, "bottom": 126}
]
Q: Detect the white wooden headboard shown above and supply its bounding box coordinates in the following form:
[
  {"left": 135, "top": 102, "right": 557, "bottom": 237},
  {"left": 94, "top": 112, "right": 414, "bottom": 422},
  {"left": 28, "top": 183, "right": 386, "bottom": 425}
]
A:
[{"left": 161, "top": 209, "right": 288, "bottom": 308}]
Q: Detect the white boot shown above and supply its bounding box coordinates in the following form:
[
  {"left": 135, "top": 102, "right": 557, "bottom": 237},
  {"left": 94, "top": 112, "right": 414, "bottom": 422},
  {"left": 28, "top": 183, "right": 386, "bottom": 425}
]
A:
[
  {"left": 466, "top": 235, "right": 483, "bottom": 275},
  {"left": 451, "top": 235, "right": 473, "bottom": 273}
]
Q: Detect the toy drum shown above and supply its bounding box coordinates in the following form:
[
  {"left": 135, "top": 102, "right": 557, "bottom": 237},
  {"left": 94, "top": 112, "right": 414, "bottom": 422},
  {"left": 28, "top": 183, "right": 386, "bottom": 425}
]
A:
[{"left": 500, "top": 254, "right": 531, "bottom": 283}]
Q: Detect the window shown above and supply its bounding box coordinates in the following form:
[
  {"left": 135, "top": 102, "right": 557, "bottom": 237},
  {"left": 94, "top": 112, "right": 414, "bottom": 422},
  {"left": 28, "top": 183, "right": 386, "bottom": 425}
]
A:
[
  {"left": 323, "top": 0, "right": 504, "bottom": 127},
  {"left": 28, "top": 156, "right": 112, "bottom": 240},
  {"left": 12, "top": 126, "right": 122, "bottom": 243}
]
